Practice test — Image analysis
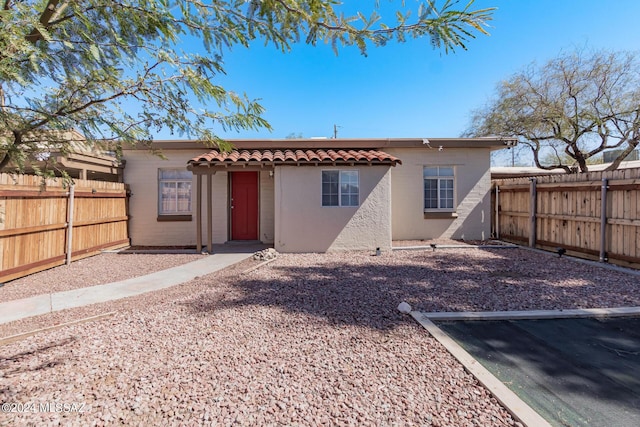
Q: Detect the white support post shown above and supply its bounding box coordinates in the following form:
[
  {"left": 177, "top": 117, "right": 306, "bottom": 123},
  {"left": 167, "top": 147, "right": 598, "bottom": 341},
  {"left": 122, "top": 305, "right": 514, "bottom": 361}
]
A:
[
  {"left": 207, "top": 174, "right": 213, "bottom": 254},
  {"left": 196, "top": 174, "right": 202, "bottom": 253}
]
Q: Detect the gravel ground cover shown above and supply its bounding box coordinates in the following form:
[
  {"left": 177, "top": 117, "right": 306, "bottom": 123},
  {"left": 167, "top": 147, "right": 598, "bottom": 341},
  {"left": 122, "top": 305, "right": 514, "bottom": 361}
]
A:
[
  {"left": 392, "top": 239, "right": 507, "bottom": 247},
  {"left": 0, "top": 253, "right": 206, "bottom": 303},
  {"left": 1, "top": 247, "right": 639, "bottom": 426}
]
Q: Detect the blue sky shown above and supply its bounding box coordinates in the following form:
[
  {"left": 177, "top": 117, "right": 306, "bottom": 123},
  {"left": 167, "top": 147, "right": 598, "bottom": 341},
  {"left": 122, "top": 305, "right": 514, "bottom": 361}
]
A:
[{"left": 194, "top": 0, "right": 640, "bottom": 140}]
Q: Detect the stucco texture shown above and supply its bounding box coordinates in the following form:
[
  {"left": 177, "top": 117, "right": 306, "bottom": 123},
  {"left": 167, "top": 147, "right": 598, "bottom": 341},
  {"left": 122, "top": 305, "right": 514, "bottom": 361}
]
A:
[
  {"left": 385, "top": 147, "right": 492, "bottom": 241},
  {"left": 124, "top": 150, "right": 274, "bottom": 246},
  {"left": 123, "top": 144, "right": 493, "bottom": 249},
  {"left": 274, "top": 165, "right": 392, "bottom": 253}
]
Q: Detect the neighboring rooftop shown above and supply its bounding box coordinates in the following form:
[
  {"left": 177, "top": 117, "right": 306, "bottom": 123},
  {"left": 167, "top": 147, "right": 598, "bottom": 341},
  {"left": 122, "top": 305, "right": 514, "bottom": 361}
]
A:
[
  {"left": 2, "top": 129, "right": 124, "bottom": 182},
  {"left": 492, "top": 159, "right": 640, "bottom": 179}
]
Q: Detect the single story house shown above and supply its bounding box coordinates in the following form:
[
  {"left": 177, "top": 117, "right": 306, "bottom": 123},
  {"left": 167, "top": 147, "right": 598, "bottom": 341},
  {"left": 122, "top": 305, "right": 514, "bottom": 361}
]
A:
[
  {"left": 5, "top": 129, "right": 124, "bottom": 182},
  {"left": 122, "top": 137, "right": 516, "bottom": 253}
]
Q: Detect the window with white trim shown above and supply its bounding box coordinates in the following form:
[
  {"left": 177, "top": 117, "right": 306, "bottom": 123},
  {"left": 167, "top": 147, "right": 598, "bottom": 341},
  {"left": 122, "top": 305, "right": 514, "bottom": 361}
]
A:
[
  {"left": 158, "top": 169, "right": 193, "bottom": 215},
  {"left": 322, "top": 170, "right": 359, "bottom": 207},
  {"left": 423, "top": 166, "right": 455, "bottom": 211}
]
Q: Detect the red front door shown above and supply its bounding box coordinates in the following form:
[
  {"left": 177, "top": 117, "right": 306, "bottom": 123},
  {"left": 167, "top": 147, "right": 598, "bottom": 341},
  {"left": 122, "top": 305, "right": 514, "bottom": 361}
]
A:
[{"left": 231, "top": 171, "right": 259, "bottom": 240}]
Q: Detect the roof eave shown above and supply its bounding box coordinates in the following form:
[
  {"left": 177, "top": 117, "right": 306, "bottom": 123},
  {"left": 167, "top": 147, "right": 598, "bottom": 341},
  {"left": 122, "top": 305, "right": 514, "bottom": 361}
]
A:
[{"left": 125, "top": 137, "right": 517, "bottom": 151}]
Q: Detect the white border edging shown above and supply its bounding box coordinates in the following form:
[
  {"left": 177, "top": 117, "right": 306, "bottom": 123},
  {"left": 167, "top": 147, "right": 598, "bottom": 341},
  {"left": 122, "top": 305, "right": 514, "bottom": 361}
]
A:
[
  {"left": 420, "top": 306, "right": 640, "bottom": 321},
  {"left": 392, "top": 243, "right": 519, "bottom": 251},
  {"left": 511, "top": 243, "right": 640, "bottom": 277},
  {"left": 241, "top": 257, "right": 278, "bottom": 274},
  {"left": 0, "top": 312, "right": 116, "bottom": 346}
]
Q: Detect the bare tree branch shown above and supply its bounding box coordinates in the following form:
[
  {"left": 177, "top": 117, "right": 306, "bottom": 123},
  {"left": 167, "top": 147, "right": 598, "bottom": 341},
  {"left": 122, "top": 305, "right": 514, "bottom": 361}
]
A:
[{"left": 467, "top": 49, "right": 640, "bottom": 172}]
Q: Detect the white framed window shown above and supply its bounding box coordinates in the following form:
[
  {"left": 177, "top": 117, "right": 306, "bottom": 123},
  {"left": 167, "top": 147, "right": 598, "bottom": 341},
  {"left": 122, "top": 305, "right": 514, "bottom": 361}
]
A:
[
  {"left": 158, "top": 169, "right": 193, "bottom": 215},
  {"left": 322, "top": 170, "right": 359, "bottom": 207},
  {"left": 424, "top": 166, "right": 455, "bottom": 211}
]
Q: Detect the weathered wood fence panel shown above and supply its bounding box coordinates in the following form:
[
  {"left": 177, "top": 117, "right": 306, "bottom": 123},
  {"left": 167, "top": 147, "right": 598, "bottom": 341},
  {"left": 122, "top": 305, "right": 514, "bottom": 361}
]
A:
[
  {"left": 0, "top": 173, "right": 129, "bottom": 282},
  {"left": 493, "top": 168, "right": 640, "bottom": 269}
]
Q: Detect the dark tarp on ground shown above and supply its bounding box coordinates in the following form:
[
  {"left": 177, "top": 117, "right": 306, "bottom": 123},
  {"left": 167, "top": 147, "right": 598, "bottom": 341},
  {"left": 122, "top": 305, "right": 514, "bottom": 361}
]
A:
[{"left": 438, "top": 317, "right": 640, "bottom": 427}]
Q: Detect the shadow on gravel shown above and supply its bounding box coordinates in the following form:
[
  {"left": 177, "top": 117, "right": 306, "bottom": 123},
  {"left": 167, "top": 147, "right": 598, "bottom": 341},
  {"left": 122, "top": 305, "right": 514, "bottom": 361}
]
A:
[
  {"left": 177, "top": 249, "right": 640, "bottom": 419},
  {"left": 181, "top": 248, "right": 640, "bottom": 331},
  {"left": 439, "top": 317, "right": 640, "bottom": 427},
  {"left": 0, "top": 337, "right": 75, "bottom": 378}
]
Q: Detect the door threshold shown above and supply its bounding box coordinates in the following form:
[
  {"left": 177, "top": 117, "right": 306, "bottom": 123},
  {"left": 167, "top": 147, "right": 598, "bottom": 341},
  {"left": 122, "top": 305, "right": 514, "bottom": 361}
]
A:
[{"left": 225, "top": 240, "right": 263, "bottom": 245}]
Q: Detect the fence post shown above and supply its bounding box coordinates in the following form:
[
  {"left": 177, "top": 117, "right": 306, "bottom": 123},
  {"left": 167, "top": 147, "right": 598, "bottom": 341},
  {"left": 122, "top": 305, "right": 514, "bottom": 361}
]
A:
[
  {"left": 494, "top": 185, "right": 500, "bottom": 239},
  {"left": 529, "top": 178, "right": 537, "bottom": 248},
  {"left": 65, "top": 184, "right": 75, "bottom": 265},
  {"left": 599, "top": 178, "right": 609, "bottom": 262}
]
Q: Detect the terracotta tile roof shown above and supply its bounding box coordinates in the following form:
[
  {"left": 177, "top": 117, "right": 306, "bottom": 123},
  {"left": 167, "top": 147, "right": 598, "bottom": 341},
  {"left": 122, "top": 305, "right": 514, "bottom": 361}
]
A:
[{"left": 188, "top": 149, "right": 402, "bottom": 167}]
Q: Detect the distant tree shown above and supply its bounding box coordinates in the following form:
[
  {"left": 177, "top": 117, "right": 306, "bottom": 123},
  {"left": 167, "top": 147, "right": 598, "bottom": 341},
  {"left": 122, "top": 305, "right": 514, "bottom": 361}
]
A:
[
  {"left": 285, "top": 133, "right": 305, "bottom": 139},
  {"left": 0, "top": 0, "right": 494, "bottom": 174},
  {"left": 466, "top": 49, "right": 640, "bottom": 173}
]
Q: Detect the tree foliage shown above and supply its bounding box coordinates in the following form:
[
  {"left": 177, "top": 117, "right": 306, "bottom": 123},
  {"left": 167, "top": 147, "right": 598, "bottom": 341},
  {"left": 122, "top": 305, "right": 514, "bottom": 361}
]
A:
[
  {"left": 467, "top": 49, "right": 640, "bottom": 173},
  {"left": 0, "top": 0, "right": 494, "bottom": 173}
]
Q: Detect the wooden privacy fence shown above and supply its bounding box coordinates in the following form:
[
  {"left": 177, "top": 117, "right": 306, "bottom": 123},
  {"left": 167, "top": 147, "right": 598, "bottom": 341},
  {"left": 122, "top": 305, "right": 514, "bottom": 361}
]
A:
[
  {"left": 492, "top": 168, "right": 640, "bottom": 269},
  {"left": 0, "top": 173, "right": 129, "bottom": 282}
]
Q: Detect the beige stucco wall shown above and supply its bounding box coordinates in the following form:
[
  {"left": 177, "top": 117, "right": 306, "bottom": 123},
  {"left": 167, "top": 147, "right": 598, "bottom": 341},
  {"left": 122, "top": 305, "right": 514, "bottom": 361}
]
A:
[
  {"left": 123, "top": 150, "right": 274, "bottom": 246},
  {"left": 386, "top": 147, "right": 492, "bottom": 241},
  {"left": 123, "top": 145, "right": 492, "bottom": 248},
  {"left": 274, "top": 165, "right": 392, "bottom": 253}
]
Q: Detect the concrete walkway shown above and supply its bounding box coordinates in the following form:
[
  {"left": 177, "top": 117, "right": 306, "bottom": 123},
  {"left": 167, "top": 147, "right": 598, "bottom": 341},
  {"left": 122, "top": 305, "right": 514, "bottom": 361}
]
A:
[{"left": 0, "top": 252, "right": 252, "bottom": 325}]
